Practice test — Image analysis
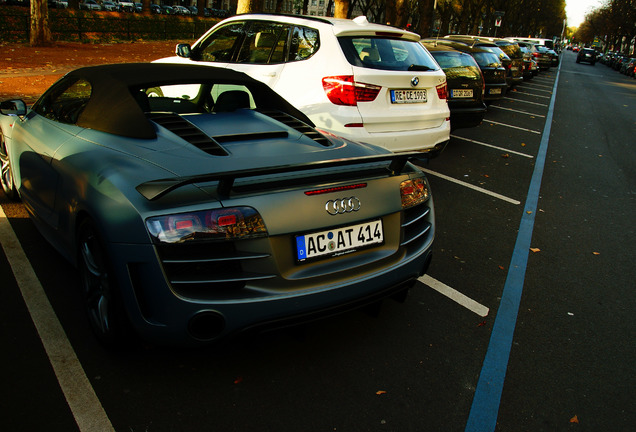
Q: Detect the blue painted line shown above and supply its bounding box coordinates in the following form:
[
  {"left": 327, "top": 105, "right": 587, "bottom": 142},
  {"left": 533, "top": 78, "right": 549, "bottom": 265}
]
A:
[{"left": 464, "top": 64, "right": 562, "bottom": 432}]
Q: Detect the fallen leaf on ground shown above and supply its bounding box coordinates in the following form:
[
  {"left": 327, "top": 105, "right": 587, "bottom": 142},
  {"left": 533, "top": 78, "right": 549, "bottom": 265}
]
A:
[
  {"left": 530, "top": 248, "right": 541, "bottom": 253},
  {"left": 376, "top": 390, "right": 387, "bottom": 395},
  {"left": 593, "top": 251, "right": 600, "bottom": 255},
  {"left": 570, "top": 415, "right": 579, "bottom": 423}
]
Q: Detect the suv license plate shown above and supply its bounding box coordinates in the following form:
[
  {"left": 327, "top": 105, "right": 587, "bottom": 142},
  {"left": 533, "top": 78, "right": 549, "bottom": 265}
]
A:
[
  {"left": 489, "top": 88, "right": 502, "bottom": 95},
  {"left": 296, "top": 219, "right": 384, "bottom": 262},
  {"left": 391, "top": 89, "right": 427, "bottom": 104},
  {"left": 451, "top": 89, "right": 473, "bottom": 98}
]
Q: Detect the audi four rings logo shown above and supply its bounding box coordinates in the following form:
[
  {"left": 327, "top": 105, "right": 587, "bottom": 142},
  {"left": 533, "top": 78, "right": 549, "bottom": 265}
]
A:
[{"left": 325, "top": 197, "right": 361, "bottom": 215}]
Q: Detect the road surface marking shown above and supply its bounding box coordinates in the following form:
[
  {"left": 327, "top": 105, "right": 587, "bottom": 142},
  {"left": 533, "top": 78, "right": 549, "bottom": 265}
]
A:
[
  {"left": 450, "top": 135, "right": 534, "bottom": 158},
  {"left": 464, "top": 53, "right": 562, "bottom": 432},
  {"left": 419, "top": 275, "right": 489, "bottom": 317},
  {"left": 503, "top": 97, "right": 548, "bottom": 107},
  {"left": 0, "top": 206, "right": 115, "bottom": 432},
  {"left": 488, "top": 105, "right": 546, "bottom": 118},
  {"left": 484, "top": 120, "right": 542, "bottom": 134},
  {"left": 420, "top": 168, "right": 521, "bottom": 205}
]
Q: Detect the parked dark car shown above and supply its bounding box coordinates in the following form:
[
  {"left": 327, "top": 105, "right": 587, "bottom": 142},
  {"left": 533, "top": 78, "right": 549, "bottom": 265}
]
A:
[
  {"left": 422, "top": 42, "right": 486, "bottom": 130},
  {"left": 547, "top": 48, "right": 559, "bottom": 66},
  {"left": 515, "top": 41, "right": 537, "bottom": 80},
  {"left": 576, "top": 48, "right": 597, "bottom": 65},
  {"left": 0, "top": 63, "right": 435, "bottom": 347},
  {"left": 622, "top": 58, "right": 636, "bottom": 77},
  {"left": 533, "top": 45, "right": 552, "bottom": 70},
  {"left": 79, "top": 0, "right": 101, "bottom": 10},
  {"left": 422, "top": 39, "right": 506, "bottom": 102},
  {"left": 443, "top": 36, "right": 522, "bottom": 88},
  {"left": 493, "top": 39, "right": 525, "bottom": 85}
]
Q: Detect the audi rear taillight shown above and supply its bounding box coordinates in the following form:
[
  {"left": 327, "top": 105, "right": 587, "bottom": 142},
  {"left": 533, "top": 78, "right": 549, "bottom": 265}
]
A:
[
  {"left": 322, "top": 76, "right": 381, "bottom": 106},
  {"left": 146, "top": 207, "right": 267, "bottom": 244},
  {"left": 400, "top": 177, "right": 429, "bottom": 209},
  {"left": 436, "top": 82, "right": 448, "bottom": 100}
]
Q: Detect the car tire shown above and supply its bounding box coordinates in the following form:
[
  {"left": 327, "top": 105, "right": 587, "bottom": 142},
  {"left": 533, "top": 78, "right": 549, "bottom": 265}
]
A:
[
  {"left": 77, "top": 218, "right": 133, "bottom": 349},
  {"left": 0, "top": 131, "right": 19, "bottom": 201}
]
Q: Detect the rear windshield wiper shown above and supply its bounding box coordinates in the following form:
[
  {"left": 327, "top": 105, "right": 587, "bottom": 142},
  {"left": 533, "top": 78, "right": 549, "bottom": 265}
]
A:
[{"left": 408, "top": 64, "right": 433, "bottom": 71}]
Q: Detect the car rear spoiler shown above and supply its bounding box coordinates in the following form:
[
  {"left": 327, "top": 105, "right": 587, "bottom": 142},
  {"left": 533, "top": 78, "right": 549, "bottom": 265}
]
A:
[{"left": 136, "top": 152, "right": 426, "bottom": 201}]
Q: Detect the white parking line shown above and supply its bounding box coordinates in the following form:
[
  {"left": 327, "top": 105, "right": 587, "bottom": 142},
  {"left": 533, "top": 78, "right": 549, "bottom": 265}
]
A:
[
  {"left": 520, "top": 87, "right": 553, "bottom": 94},
  {"left": 420, "top": 168, "right": 522, "bottom": 205},
  {"left": 0, "top": 206, "right": 115, "bottom": 432},
  {"left": 488, "top": 105, "right": 546, "bottom": 118},
  {"left": 524, "top": 82, "right": 553, "bottom": 89},
  {"left": 419, "top": 275, "right": 490, "bottom": 317},
  {"left": 450, "top": 135, "right": 534, "bottom": 158},
  {"left": 484, "top": 120, "right": 542, "bottom": 134},
  {"left": 513, "top": 92, "right": 551, "bottom": 99},
  {"left": 503, "top": 97, "right": 548, "bottom": 107}
]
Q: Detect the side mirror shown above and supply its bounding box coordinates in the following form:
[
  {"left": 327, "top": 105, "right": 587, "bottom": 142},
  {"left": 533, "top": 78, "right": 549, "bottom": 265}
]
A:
[
  {"left": 0, "top": 100, "right": 27, "bottom": 116},
  {"left": 175, "top": 43, "right": 192, "bottom": 59}
]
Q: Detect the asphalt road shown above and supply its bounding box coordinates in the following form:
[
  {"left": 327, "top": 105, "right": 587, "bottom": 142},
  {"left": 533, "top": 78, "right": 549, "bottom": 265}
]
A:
[{"left": 1, "top": 49, "right": 635, "bottom": 432}]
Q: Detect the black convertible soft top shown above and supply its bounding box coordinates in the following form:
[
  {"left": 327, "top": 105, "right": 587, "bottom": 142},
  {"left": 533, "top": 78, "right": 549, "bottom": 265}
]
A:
[{"left": 48, "top": 63, "right": 314, "bottom": 139}]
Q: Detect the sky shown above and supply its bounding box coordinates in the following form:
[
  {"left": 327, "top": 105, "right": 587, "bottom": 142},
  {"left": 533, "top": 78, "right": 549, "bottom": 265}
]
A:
[{"left": 565, "top": 0, "right": 603, "bottom": 27}]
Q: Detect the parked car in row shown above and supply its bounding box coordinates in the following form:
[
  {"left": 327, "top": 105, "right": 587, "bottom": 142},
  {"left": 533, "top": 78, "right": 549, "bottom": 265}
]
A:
[
  {"left": 621, "top": 58, "right": 636, "bottom": 77},
  {"left": 0, "top": 63, "right": 435, "bottom": 347},
  {"left": 442, "top": 35, "right": 524, "bottom": 88},
  {"left": 158, "top": 14, "right": 451, "bottom": 156},
  {"left": 79, "top": 0, "right": 101, "bottom": 11},
  {"left": 421, "top": 39, "right": 507, "bottom": 102},
  {"left": 598, "top": 49, "right": 636, "bottom": 79},
  {"left": 420, "top": 41, "right": 486, "bottom": 130}
]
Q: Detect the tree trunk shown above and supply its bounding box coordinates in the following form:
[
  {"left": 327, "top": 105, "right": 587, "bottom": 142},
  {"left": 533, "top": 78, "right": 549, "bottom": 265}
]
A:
[
  {"left": 334, "top": 0, "right": 349, "bottom": 19},
  {"left": 30, "top": 0, "right": 52, "bottom": 47},
  {"left": 417, "top": 0, "right": 434, "bottom": 37},
  {"left": 236, "top": 0, "right": 262, "bottom": 14}
]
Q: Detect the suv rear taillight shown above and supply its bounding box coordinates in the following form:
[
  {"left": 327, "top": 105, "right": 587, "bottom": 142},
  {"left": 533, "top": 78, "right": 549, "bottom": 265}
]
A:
[
  {"left": 435, "top": 82, "right": 448, "bottom": 100},
  {"left": 322, "top": 76, "right": 381, "bottom": 106}
]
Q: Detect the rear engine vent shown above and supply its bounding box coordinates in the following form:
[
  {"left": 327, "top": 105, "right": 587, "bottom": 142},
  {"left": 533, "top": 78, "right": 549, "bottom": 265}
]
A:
[
  {"left": 148, "top": 113, "right": 228, "bottom": 156},
  {"left": 258, "top": 109, "right": 331, "bottom": 147}
]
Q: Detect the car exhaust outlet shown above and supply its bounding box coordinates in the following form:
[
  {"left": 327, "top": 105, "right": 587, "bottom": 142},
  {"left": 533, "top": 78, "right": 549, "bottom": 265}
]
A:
[{"left": 188, "top": 311, "right": 226, "bottom": 341}]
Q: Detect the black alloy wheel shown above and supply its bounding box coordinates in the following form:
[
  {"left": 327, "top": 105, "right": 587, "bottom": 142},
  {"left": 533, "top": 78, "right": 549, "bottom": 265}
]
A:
[
  {"left": 0, "top": 132, "right": 19, "bottom": 200},
  {"left": 77, "top": 218, "right": 132, "bottom": 348}
]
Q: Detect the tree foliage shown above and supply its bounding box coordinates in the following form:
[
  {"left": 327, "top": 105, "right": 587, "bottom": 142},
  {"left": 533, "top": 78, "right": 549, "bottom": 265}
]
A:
[{"left": 574, "top": 0, "right": 636, "bottom": 53}]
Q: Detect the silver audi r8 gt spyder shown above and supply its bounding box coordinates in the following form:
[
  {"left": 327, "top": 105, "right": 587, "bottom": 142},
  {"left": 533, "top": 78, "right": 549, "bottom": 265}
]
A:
[{"left": 0, "top": 63, "right": 434, "bottom": 347}]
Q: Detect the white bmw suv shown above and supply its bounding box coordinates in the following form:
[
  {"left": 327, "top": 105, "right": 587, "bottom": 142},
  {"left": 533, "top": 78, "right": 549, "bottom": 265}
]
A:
[{"left": 157, "top": 14, "right": 450, "bottom": 155}]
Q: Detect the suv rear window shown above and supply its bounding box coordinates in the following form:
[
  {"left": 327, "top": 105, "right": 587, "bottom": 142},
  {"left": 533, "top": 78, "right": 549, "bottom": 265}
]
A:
[
  {"left": 472, "top": 52, "right": 502, "bottom": 68},
  {"left": 497, "top": 43, "right": 522, "bottom": 59},
  {"left": 429, "top": 52, "right": 482, "bottom": 80},
  {"left": 338, "top": 37, "right": 439, "bottom": 71}
]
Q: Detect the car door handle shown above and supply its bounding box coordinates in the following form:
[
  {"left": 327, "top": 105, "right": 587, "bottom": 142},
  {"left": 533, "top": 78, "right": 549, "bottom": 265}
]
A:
[{"left": 261, "top": 72, "right": 277, "bottom": 77}]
